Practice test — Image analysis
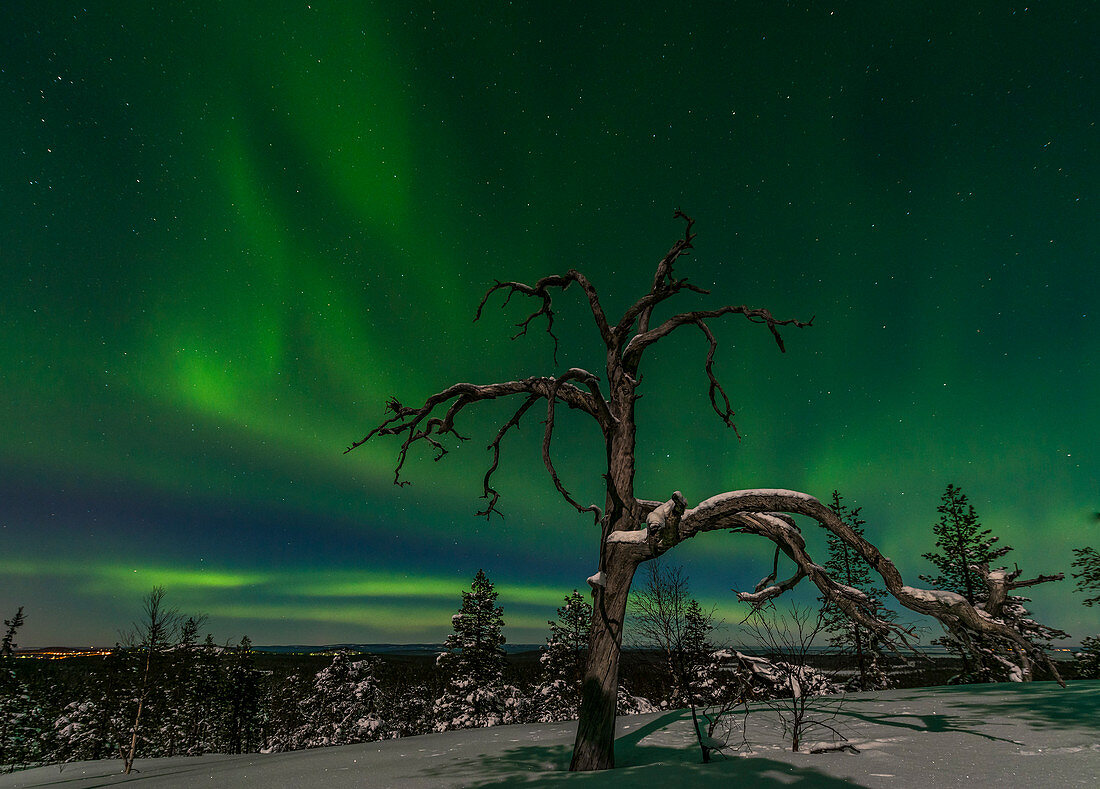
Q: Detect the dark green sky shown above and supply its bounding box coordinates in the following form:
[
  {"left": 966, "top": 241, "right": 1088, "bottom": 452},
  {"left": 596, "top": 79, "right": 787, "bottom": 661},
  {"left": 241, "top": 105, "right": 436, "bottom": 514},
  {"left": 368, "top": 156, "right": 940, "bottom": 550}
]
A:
[{"left": 2, "top": 1, "right": 1096, "bottom": 646}]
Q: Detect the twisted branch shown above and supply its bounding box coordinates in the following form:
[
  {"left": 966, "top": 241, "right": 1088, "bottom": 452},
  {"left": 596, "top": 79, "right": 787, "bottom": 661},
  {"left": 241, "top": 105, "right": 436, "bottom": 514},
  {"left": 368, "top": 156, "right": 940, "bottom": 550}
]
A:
[
  {"left": 476, "top": 394, "right": 540, "bottom": 518},
  {"left": 628, "top": 489, "right": 1065, "bottom": 683},
  {"left": 623, "top": 305, "right": 813, "bottom": 370},
  {"left": 543, "top": 371, "right": 606, "bottom": 524},
  {"left": 618, "top": 210, "right": 709, "bottom": 339},
  {"left": 694, "top": 319, "right": 739, "bottom": 434},
  {"left": 726, "top": 512, "right": 904, "bottom": 647},
  {"left": 981, "top": 563, "right": 1065, "bottom": 619},
  {"left": 739, "top": 540, "right": 808, "bottom": 610},
  {"left": 476, "top": 270, "right": 613, "bottom": 362},
  {"left": 345, "top": 376, "right": 606, "bottom": 512}
]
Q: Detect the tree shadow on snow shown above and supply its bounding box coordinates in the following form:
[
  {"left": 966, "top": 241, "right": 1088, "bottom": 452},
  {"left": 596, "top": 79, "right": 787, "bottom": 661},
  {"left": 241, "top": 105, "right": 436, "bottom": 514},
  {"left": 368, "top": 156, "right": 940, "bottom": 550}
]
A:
[
  {"left": 833, "top": 703, "right": 1021, "bottom": 744},
  {"left": 429, "top": 711, "right": 870, "bottom": 788},
  {"left": 912, "top": 680, "right": 1100, "bottom": 733}
]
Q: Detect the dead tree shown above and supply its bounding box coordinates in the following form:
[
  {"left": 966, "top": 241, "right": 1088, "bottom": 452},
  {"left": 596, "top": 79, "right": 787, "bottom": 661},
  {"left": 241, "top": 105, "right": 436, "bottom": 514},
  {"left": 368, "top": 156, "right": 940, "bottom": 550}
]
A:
[
  {"left": 348, "top": 213, "right": 1065, "bottom": 772},
  {"left": 121, "top": 586, "right": 180, "bottom": 775}
]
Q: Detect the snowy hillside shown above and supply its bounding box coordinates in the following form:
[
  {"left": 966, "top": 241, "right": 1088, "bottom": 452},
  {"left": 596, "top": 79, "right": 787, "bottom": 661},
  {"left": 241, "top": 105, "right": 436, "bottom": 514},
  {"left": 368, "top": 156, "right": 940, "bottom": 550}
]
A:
[{"left": 4, "top": 683, "right": 1097, "bottom": 788}]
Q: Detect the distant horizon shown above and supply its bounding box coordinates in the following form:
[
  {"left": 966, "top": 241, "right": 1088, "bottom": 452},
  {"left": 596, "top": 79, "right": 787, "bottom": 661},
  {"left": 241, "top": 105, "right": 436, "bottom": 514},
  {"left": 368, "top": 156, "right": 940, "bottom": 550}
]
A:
[{"left": 12, "top": 641, "right": 1088, "bottom": 656}]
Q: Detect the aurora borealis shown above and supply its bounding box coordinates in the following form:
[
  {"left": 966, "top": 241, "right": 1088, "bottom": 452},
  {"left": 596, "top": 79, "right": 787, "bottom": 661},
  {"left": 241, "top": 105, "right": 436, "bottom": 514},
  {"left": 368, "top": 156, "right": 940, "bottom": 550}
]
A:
[{"left": 3, "top": 2, "right": 1096, "bottom": 647}]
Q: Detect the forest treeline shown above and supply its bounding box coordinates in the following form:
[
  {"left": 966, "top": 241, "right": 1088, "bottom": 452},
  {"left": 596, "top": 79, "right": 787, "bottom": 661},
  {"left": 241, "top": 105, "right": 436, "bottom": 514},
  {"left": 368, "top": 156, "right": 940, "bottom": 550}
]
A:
[{"left": 3, "top": 486, "right": 1098, "bottom": 773}]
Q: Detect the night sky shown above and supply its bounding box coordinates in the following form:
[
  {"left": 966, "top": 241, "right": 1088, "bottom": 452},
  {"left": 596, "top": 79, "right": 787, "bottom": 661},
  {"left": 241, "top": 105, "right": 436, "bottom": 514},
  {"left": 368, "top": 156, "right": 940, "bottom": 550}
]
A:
[{"left": 3, "top": 2, "right": 1096, "bottom": 648}]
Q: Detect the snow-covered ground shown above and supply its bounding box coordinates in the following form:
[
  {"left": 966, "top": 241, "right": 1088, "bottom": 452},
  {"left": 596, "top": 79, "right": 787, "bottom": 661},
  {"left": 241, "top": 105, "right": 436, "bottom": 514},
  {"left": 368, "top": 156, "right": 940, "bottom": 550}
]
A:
[{"left": 4, "top": 682, "right": 1097, "bottom": 788}]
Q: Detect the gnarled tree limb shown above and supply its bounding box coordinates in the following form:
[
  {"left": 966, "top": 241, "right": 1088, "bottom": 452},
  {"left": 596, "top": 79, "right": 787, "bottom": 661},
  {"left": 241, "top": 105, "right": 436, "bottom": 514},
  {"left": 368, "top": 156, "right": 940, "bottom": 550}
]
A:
[
  {"left": 543, "top": 371, "right": 606, "bottom": 523},
  {"left": 477, "top": 394, "right": 540, "bottom": 518},
  {"left": 476, "top": 270, "right": 613, "bottom": 361},
  {"left": 613, "top": 489, "right": 1065, "bottom": 685},
  {"left": 345, "top": 375, "right": 608, "bottom": 512},
  {"left": 981, "top": 563, "right": 1065, "bottom": 619},
  {"left": 623, "top": 306, "right": 814, "bottom": 370},
  {"left": 693, "top": 318, "right": 738, "bottom": 433}
]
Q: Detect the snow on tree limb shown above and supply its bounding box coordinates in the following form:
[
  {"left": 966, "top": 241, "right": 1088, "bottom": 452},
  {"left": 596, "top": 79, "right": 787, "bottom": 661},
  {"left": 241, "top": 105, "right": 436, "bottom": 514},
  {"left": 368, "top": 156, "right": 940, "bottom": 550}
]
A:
[
  {"left": 980, "top": 563, "right": 1065, "bottom": 618},
  {"left": 606, "top": 528, "right": 648, "bottom": 544},
  {"left": 586, "top": 571, "right": 606, "bottom": 589},
  {"left": 629, "top": 486, "right": 1064, "bottom": 677}
]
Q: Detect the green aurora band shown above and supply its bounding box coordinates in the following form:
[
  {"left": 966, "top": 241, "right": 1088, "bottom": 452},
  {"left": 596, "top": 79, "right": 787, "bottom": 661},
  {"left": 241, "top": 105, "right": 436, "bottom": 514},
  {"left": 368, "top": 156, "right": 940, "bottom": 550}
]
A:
[{"left": 2, "top": 1, "right": 1096, "bottom": 646}]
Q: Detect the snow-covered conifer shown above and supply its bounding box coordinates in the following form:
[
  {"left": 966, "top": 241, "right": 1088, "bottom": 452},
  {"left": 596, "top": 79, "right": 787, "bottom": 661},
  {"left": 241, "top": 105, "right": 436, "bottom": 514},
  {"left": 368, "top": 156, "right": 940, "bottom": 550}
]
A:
[
  {"left": 1071, "top": 546, "right": 1100, "bottom": 606},
  {"left": 1, "top": 607, "right": 41, "bottom": 772},
  {"left": 681, "top": 599, "right": 728, "bottom": 707},
  {"left": 259, "top": 673, "right": 309, "bottom": 753},
  {"left": 385, "top": 680, "right": 433, "bottom": 738},
  {"left": 534, "top": 590, "right": 591, "bottom": 722},
  {"left": 1, "top": 662, "right": 42, "bottom": 771},
  {"left": 221, "top": 636, "right": 263, "bottom": 753},
  {"left": 433, "top": 569, "right": 520, "bottom": 730},
  {"left": 1074, "top": 635, "right": 1100, "bottom": 679},
  {"left": 293, "top": 651, "right": 384, "bottom": 748},
  {"left": 919, "top": 486, "right": 1066, "bottom": 683},
  {"left": 52, "top": 649, "right": 131, "bottom": 763},
  {"left": 155, "top": 617, "right": 219, "bottom": 756},
  {"left": 615, "top": 683, "right": 658, "bottom": 715}
]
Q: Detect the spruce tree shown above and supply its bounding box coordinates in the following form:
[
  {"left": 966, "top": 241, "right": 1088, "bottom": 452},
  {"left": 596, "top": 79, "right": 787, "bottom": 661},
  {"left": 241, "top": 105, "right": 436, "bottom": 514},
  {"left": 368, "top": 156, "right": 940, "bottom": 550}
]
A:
[
  {"left": 160, "top": 615, "right": 216, "bottom": 756},
  {"left": 53, "top": 647, "right": 131, "bottom": 762},
  {"left": 433, "top": 569, "right": 518, "bottom": 730},
  {"left": 681, "top": 599, "right": 719, "bottom": 704},
  {"left": 920, "top": 485, "right": 1005, "bottom": 679},
  {"left": 1071, "top": 545, "right": 1100, "bottom": 679},
  {"left": 535, "top": 590, "right": 591, "bottom": 722},
  {"left": 1, "top": 608, "right": 41, "bottom": 772},
  {"left": 920, "top": 484, "right": 1010, "bottom": 605},
  {"left": 1, "top": 607, "right": 24, "bottom": 658},
  {"left": 293, "top": 650, "right": 383, "bottom": 748},
  {"left": 221, "top": 636, "right": 263, "bottom": 753},
  {"left": 259, "top": 673, "right": 310, "bottom": 753},
  {"left": 920, "top": 486, "right": 1066, "bottom": 683},
  {"left": 1075, "top": 635, "right": 1100, "bottom": 679},
  {"left": 818, "top": 490, "right": 893, "bottom": 690},
  {"left": 1071, "top": 546, "right": 1100, "bottom": 606},
  {"left": 184, "top": 634, "right": 222, "bottom": 754}
]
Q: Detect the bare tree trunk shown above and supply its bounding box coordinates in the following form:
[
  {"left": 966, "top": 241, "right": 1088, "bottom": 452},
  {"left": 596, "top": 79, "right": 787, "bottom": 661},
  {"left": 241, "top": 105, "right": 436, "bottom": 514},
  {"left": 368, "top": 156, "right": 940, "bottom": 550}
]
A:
[
  {"left": 122, "top": 680, "right": 147, "bottom": 774},
  {"left": 570, "top": 547, "right": 639, "bottom": 771}
]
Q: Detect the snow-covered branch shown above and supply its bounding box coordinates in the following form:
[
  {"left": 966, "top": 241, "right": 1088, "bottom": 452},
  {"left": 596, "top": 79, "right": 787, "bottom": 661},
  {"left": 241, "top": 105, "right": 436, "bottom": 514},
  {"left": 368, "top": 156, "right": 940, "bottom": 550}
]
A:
[
  {"left": 724, "top": 512, "right": 890, "bottom": 643},
  {"left": 673, "top": 489, "right": 1066, "bottom": 684},
  {"left": 980, "top": 563, "right": 1064, "bottom": 620}
]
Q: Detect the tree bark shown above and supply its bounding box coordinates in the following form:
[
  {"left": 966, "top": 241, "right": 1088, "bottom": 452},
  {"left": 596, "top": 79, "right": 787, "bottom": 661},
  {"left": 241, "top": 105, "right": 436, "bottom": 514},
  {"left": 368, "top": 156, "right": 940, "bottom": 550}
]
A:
[{"left": 569, "top": 546, "right": 639, "bottom": 771}]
